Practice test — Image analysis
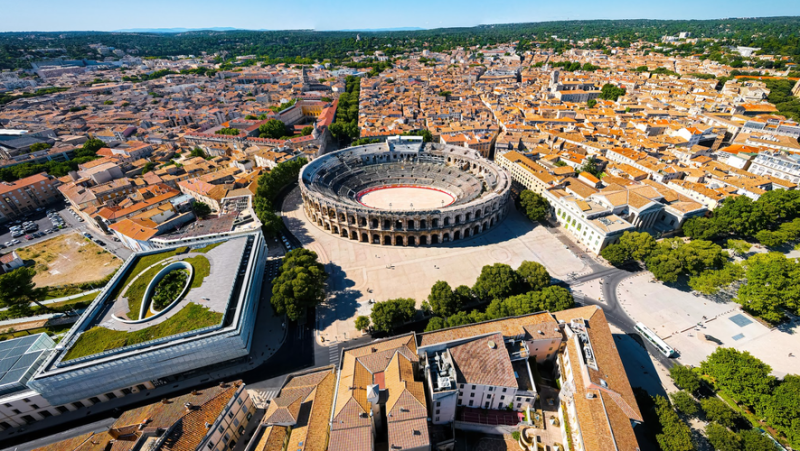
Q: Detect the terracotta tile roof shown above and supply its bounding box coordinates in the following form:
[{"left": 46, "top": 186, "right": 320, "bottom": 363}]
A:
[
  {"left": 418, "top": 312, "right": 555, "bottom": 347},
  {"left": 448, "top": 333, "right": 517, "bottom": 388},
  {"left": 251, "top": 426, "right": 288, "bottom": 451}
]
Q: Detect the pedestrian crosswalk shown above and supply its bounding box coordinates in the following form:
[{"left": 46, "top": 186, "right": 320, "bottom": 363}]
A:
[
  {"left": 328, "top": 343, "right": 340, "bottom": 367},
  {"left": 250, "top": 388, "right": 279, "bottom": 408}
]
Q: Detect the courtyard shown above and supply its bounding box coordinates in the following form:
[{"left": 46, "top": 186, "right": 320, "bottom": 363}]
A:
[{"left": 281, "top": 187, "right": 589, "bottom": 344}]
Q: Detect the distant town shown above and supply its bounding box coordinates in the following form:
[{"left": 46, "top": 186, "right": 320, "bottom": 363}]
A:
[{"left": 0, "top": 19, "right": 799, "bottom": 451}]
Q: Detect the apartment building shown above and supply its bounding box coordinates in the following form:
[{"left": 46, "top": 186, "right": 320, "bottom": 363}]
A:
[
  {"left": 0, "top": 173, "right": 61, "bottom": 223},
  {"left": 748, "top": 150, "right": 800, "bottom": 184}
]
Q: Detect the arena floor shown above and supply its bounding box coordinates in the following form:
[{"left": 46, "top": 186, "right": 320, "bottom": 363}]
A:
[{"left": 357, "top": 185, "right": 455, "bottom": 210}]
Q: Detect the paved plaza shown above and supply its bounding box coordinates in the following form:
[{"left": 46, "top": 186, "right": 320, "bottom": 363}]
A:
[
  {"left": 282, "top": 188, "right": 588, "bottom": 345},
  {"left": 617, "top": 272, "right": 800, "bottom": 377}
]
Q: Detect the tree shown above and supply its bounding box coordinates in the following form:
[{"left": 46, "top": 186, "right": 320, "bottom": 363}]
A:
[
  {"left": 0, "top": 268, "right": 49, "bottom": 317},
  {"left": 77, "top": 138, "right": 105, "bottom": 158},
  {"left": 370, "top": 298, "right": 416, "bottom": 332},
  {"left": 517, "top": 261, "right": 551, "bottom": 292},
  {"left": 688, "top": 263, "right": 744, "bottom": 296},
  {"left": 271, "top": 249, "right": 327, "bottom": 321},
  {"left": 259, "top": 119, "right": 288, "bottom": 139},
  {"left": 623, "top": 231, "right": 657, "bottom": 261},
  {"left": 670, "top": 365, "right": 702, "bottom": 393},
  {"left": 700, "top": 397, "right": 741, "bottom": 428},
  {"left": 601, "top": 243, "right": 631, "bottom": 266},
  {"left": 736, "top": 252, "right": 800, "bottom": 323},
  {"left": 762, "top": 375, "right": 800, "bottom": 447},
  {"left": 472, "top": 263, "right": 525, "bottom": 301},
  {"left": 587, "top": 99, "right": 597, "bottom": 108},
  {"left": 578, "top": 156, "right": 602, "bottom": 178},
  {"left": 190, "top": 147, "right": 207, "bottom": 159},
  {"left": 29, "top": 142, "right": 52, "bottom": 152},
  {"left": 700, "top": 348, "right": 775, "bottom": 410},
  {"left": 425, "top": 316, "right": 446, "bottom": 332},
  {"left": 519, "top": 190, "right": 550, "bottom": 222},
  {"left": 706, "top": 423, "right": 742, "bottom": 451},
  {"left": 192, "top": 201, "right": 212, "bottom": 219},
  {"left": 670, "top": 391, "right": 699, "bottom": 416},
  {"left": 141, "top": 161, "right": 156, "bottom": 174},
  {"left": 739, "top": 429, "right": 779, "bottom": 451},
  {"left": 454, "top": 285, "right": 473, "bottom": 305},
  {"left": 355, "top": 315, "right": 370, "bottom": 332},
  {"left": 301, "top": 126, "right": 314, "bottom": 136},
  {"left": 654, "top": 395, "right": 695, "bottom": 451},
  {"left": 683, "top": 216, "right": 723, "bottom": 241},
  {"left": 428, "top": 280, "right": 460, "bottom": 317},
  {"left": 599, "top": 83, "right": 626, "bottom": 101},
  {"left": 537, "top": 286, "right": 575, "bottom": 312},
  {"left": 727, "top": 239, "right": 752, "bottom": 257}
]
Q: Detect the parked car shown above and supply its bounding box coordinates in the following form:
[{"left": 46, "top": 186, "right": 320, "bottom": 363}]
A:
[
  {"left": 93, "top": 239, "right": 106, "bottom": 246},
  {"left": 83, "top": 232, "right": 92, "bottom": 239},
  {"left": 24, "top": 235, "right": 33, "bottom": 240}
]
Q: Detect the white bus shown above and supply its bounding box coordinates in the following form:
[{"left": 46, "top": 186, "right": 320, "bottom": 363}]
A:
[{"left": 635, "top": 322, "right": 675, "bottom": 358}]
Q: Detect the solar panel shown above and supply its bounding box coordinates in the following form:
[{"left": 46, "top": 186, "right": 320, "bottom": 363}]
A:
[
  {"left": 0, "top": 368, "right": 27, "bottom": 384},
  {"left": 12, "top": 351, "right": 42, "bottom": 370}
]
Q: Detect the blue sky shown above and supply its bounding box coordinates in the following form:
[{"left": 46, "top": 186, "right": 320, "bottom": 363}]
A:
[{"left": 2, "top": 0, "right": 799, "bottom": 32}]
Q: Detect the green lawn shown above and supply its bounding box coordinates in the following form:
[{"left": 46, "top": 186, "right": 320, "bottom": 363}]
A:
[
  {"left": 124, "top": 264, "right": 165, "bottom": 319},
  {"left": 63, "top": 303, "right": 222, "bottom": 361},
  {"left": 183, "top": 255, "right": 210, "bottom": 289}
]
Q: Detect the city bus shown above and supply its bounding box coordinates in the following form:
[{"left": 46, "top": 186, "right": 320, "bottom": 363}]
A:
[{"left": 635, "top": 322, "right": 676, "bottom": 358}]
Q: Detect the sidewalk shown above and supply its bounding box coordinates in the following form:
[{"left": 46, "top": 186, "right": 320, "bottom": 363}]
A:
[{"left": 0, "top": 289, "right": 100, "bottom": 313}]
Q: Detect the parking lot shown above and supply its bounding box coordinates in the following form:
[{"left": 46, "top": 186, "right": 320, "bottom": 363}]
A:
[
  {"left": 0, "top": 205, "right": 76, "bottom": 251},
  {"left": 0, "top": 203, "right": 132, "bottom": 260}
]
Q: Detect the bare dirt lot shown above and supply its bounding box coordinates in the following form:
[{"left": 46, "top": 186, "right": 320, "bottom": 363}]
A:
[{"left": 16, "top": 232, "right": 123, "bottom": 287}]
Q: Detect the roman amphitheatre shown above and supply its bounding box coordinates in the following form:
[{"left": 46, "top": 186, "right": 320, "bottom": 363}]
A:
[{"left": 299, "top": 136, "right": 511, "bottom": 246}]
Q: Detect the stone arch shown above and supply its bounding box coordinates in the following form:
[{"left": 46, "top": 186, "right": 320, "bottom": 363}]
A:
[
  {"left": 476, "top": 209, "right": 482, "bottom": 218},
  {"left": 373, "top": 234, "right": 381, "bottom": 244},
  {"left": 383, "top": 219, "right": 391, "bottom": 229},
  {"left": 372, "top": 218, "right": 379, "bottom": 228},
  {"left": 453, "top": 230, "right": 461, "bottom": 240},
  {"left": 432, "top": 218, "right": 439, "bottom": 227},
  {"left": 349, "top": 215, "right": 356, "bottom": 224},
  {"left": 384, "top": 235, "right": 392, "bottom": 245},
  {"left": 408, "top": 220, "right": 415, "bottom": 230},
  {"left": 395, "top": 219, "right": 403, "bottom": 230},
  {"left": 483, "top": 221, "right": 489, "bottom": 230},
  {"left": 350, "top": 230, "right": 358, "bottom": 240},
  {"left": 395, "top": 236, "right": 404, "bottom": 246},
  {"left": 444, "top": 217, "right": 451, "bottom": 226},
  {"left": 443, "top": 232, "right": 450, "bottom": 242},
  {"left": 359, "top": 217, "right": 367, "bottom": 227},
  {"left": 455, "top": 215, "right": 462, "bottom": 225},
  {"left": 420, "top": 219, "right": 427, "bottom": 229},
  {"left": 340, "top": 228, "right": 348, "bottom": 238},
  {"left": 362, "top": 232, "right": 369, "bottom": 243},
  {"left": 473, "top": 225, "right": 479, "bottom": 235},
  {"left": 339, "top": 213, "right": 346, "bottom": 222},
  {"left": 332, "top": 225, "right": 339, "bottom": 234},
  {"left": 463, "top": 228, "right": 470, "bottom": 238},
  {"left": 466, "top": 212, "right": 472, "bottom": 221},
  {"left": 408, "top": 236, "right": 416, "bottom": 246},
  {"left": 324, "top": 222, "right": 331, "bottom": 231},
  {"left": 431, "top": 234, "right": 440, "bottom": 244},
  {"left": 419, "top": 235, "right": 428, "bottom": 245}
]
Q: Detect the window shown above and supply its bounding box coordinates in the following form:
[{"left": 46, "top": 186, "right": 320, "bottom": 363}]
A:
[
  {"left": 218, "top": 426, "right": 224, "bottom": 434},
  {"left": 436, "top": 402, "right": 441, "bottom": 407},
  {"left": 468, "top": 400, "right": 474, "bottom": 407},
  {"left": 136, "top": 385, "right": 147, "bottom": 391},
  {"left": 516, "top": 397, "right": 521, "bottom": 401},
  {"left": 206, "top": 443, "right": 214, "bottom": 450},
  {"left": 471, "top": 385, "right": 476, "bottom": 390},
  {"left": 502, "top": 388, "right": 507, "bottom": 393},
  {"left": 105, "top": 393, "right": 117, "bottom": 400},
  {"left": 500, "top": 396, "right": 505, "bottom": 400},
  {"left": 72, "top": 402, "right": 84, "bottom": 409},
  {"left": 233, "top": 418, "right": 239, "bottom": 427},
  {"left": 470, "top": 393, "right": 475, "bottom": 398},
  {"left": 484, "top": 402, "right": 490, "bottom": 408},
  {"left": 39, "top": 410, "right": 52, "bottom": 418},
  {"left": 56, "top": 406, "right": 69, "bottom": 414},
  {"left": 488, "top": 387, "right": 493, "bottom": 392},
  {"left": 21, "top": 415, "right": 35, "bottom": 424},
  {"left": 89, "top": 397, "right": 101, "bottom": 405},
  {"left": 22, "top": 398, "right": 30, "bottom": 403},
  {"left": 236, "top": 398, "right": 243, "bottom": 406},
  {"left": 436, "top": 409, "right": 440, "bottom": 415},
  {"left": 246, "top": 413, "right": 252, "bottom": 421},
  {"left": 30, "top": 404, "right": 39, "bottom": 409},
  {"left": 460, "top": 384, "right": 464, "bottom": 388},
  {"left": 227, "top": 412, "right": 234, "bottom": 419},
  {"left": 238, "top": 426, "right": 245, "bottom": 434},
  {"left": 12, "top": 409, "right": 20, "bottom": 415},
  {"left": 517, "top": 403, "right": 522, "bottom": 408},
  {"left": 435, "top": 416, "right": 439, "bottom": 422},
  {"left": 3, "top": 403, "right": 11, "bottom": 408},
  {"left": 121, "top": 388, "right": 132, "bottom": 395}
]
